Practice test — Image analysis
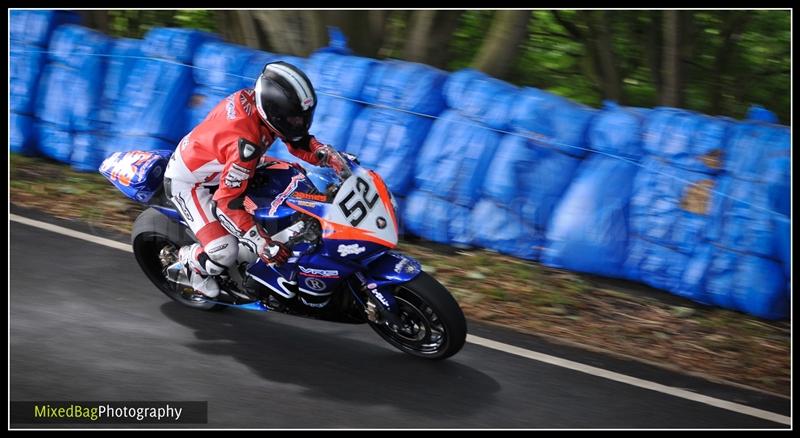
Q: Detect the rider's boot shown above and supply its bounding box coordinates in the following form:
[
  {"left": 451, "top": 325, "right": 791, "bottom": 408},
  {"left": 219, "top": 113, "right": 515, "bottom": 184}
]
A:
[{"left": 178, "top": 244, "right": 220, "bottom": 298}]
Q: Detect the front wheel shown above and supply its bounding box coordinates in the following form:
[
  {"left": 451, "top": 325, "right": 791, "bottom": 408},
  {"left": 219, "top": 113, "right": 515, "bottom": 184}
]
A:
[{"left": 368, "top": 272, "right": 467, "bottom": 360}]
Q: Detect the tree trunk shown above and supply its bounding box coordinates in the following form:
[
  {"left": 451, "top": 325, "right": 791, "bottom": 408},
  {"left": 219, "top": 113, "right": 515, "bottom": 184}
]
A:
[
  {"left": 471, "top": 10, "right": 531, "bottom": 79},
  {"left": 403, "top": 10, "right": 462, "bottom": 67},
  {"left": 661, "top": 10, "right": 682, "bottom": 106},
  {"left": 645, "top": 11, "right": 663, "bottom": 99},
  {"left": 710, "top": 12, "right": 751, "bottom": 114},
  {"left": 585, "top": 11, "right": 623, "bottom": 102},
  {"left": 78, "top": 10, "right": 110, "bottom": 33}
]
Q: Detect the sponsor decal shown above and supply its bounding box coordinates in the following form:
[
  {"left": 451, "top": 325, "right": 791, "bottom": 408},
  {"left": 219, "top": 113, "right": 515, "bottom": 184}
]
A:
[
  {"left": 269, "top": 174, "right": 304, "bottom": 217},
  {"left": 298, "top": 266, "right": 340, "bottom": 278},
  {"left": 302, "top": 97, "right": 314, "bottom": 109},
  {"left": 217, "top": 213, "right": 242, "bottom": 236},
  {"left": 243, "top": 196, "right": 258, "bottom": 214},
  {"left": 223, "top": 165, "right": 250, "bottom": 188},
  {"left": 304, "top": 278, "right": 327, "bottom": 291},
  {"left": 370, "top": 290, "right": 390, "bottom": 308},
  {"left": 239, "top": 90, "right": 254, "bottom": 116},
  {"left": 225, "top": 95, "right": 237, "bottom": 120},
  {"left": 175, "top": 194, "right": 194, "bottom": 222},
  {"left": 393, "top": 258, "right": 417, "bottom": 274},
  {"left": 337, "top": 244, "right": 366, "bottom": 257},
  {"left": 294, "top": 200, "right": 318, "bottom": 208},
  {"left": 376, "top": 217, "right": 387, "bottom": 229},
  {"left": 207, "top": 243, "right": 229, "bottom": 254},
  {"left": 366, "top": 283, "right": 377, "bottom": 289},
  {"left": 179, "top": 135, "right": 190, "bottom": 151},
  {"left": 293, "top": 191, "right": 327, "bottom": 202}
]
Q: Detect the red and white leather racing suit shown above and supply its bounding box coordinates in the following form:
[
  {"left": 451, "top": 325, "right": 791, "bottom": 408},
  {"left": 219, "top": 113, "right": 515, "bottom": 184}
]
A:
[{"left": 163, "top": 88, "right": 327, "bottom": 276}]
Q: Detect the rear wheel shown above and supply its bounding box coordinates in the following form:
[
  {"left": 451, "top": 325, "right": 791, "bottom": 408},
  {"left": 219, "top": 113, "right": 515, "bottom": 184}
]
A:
[
  {"left": 368, "top": 272, "right": 467, "bottom": 360},
  {"left": 131, "top": 208, "right": 225, "bottom": 311}
]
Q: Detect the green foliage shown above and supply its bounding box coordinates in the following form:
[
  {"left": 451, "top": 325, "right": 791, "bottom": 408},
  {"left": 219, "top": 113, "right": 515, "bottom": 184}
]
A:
[{"left": 107, "top": 10, "right": 217, "bottom": 39}]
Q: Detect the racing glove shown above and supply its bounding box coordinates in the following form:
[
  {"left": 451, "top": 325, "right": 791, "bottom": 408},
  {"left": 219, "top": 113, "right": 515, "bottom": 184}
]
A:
[{"left": 241, "top": 224, "right": 291, "bottom": 266}]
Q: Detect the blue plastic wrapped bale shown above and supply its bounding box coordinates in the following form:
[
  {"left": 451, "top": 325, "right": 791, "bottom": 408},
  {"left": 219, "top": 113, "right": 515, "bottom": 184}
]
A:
[
  {"left": 10, "top": 49, "right": 47, "bottom": 114},
  {"left": 113, "top": 60, "right": 195, "bottom": 143},
  {"left": 36, "top": 123, "right": 73, "bottom": 163},
  {"left": 99, "top": 149, "right": 173, "bottom": 203},
  {"left": 623, "top": 237, "right": 711, "bottom": 302},
  {"left": 345, "top": 108, "right": 435, "bottom": 196},
  {"left": 542, "top": 156, "right": 640, "bottom": 278},
  {"left": 705, "top": 248, "right": 788, "bottom": 319},
  {"left": 241, "top": 54, "right": 307, "bottom": 90},
  {"left": 710, "top": 176, "right": 787, "bottom": 259},
  {"left": 187, "top": 88, "right": 229, "bottom": 129},
  {"left": 402, "top": 191, "right": 471, "bottom": 244},
  {"left": 239, "top": 51, "right": 280, "bottom": 89},
  {"left": 361, "top": 60, "right": 447, "bottom": 115},
  {"left": 46, "top": 25, "right": 111, "bottom": 69},
  {"left": 264, "top": 138, "right": 299, "bottom": 162},
  {"left": 482, "top": 134, "right": 581, "bottom": 207},
  {"left": 469, "top": 199, "right": 540, "bottom": 260},
  {"left": 109, "top": 135, "right": 177, "bottom": 156},
  {"left": 586, "top": 101, "right": 647, "bottom": 160},
  {"left": 36, "top": 29, "right": 110, "bottom": 132},
  {"left": 415, "top": 110, "right": 502, "bottom": 207},
  {"left": 746, "top": 105, "right": 779, "bottom": 124},
  {"left": 70, "top": 132, "right": 106, "bottom": 172},
  {"left": 443, "top": 69, "right": 518, "bottom": 130},
  {"left": 10, "top": 10, "right": 81, "bottom": 47},
  {"left": 193, "top": 42, "right": 257, "bottom": 93},
  {"left": 724, "top": 121, "right": 790, "bottom": 187},
  {"left": 628, "top": 157, "right": 724, "bottom": 255},
  {"left": 10, "top": 113, "right": 37, "bottom": 155},
  {"left": 641, "top": 107, "right": 733, "bottom": 174},
  {"left": 309, "top": 94, "right": 363, "bottom": 150},
  {"left": 98, "top": 38, "right": 143, "bottom": 126},
  {"left": 509, "top": 87, "right": 597, "bottom": 158},
  {"left": 141, "top": 27, "right": 220, "bottom": 64},
  {"left": 305, "top": 52, "right": 377, "bottom": 100}
]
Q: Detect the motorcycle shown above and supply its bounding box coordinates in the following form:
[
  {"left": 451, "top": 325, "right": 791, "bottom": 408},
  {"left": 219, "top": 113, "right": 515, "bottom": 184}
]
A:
[{"left": 99, "top": 148, "right": 467, "bottom": 359}]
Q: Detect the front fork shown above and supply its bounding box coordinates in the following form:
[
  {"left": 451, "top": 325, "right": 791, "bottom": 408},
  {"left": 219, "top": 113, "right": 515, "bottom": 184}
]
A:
[{"left": 350, "top": 251, "right": 423, "bottom": 327}]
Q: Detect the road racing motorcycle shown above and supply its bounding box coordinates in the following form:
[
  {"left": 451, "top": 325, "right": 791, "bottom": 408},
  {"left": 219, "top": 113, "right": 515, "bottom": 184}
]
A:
[{"left": 99, "top": 148, "right": 466, "bottom": 359}]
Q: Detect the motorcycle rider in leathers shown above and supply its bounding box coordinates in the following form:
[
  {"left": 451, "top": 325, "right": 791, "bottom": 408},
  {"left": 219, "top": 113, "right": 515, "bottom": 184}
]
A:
[{"left": 163, "top": 61, "right": 346, "bottom": 298}]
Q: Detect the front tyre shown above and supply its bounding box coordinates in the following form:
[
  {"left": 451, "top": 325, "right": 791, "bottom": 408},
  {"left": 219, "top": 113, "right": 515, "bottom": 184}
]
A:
[
  {"left": 369, "top": 272, "right": 467, "bottom": 360},
  {"left": 131, "top": 208, "right": 224, "bottom": 311}
]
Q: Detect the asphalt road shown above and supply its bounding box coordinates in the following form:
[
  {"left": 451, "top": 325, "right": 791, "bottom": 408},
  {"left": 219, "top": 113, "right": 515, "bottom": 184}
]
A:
[{"left": 9, "top": 211, "right": 791, "bottom": 428}]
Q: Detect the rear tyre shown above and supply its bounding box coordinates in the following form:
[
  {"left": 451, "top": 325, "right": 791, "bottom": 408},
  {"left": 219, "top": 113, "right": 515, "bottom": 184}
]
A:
[{"left": 131, "top": 208, "right": 225, "bottom": 311}]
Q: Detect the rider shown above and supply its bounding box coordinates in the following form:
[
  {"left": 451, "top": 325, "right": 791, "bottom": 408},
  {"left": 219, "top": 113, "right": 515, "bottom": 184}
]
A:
[{"left": 163, "top": 61, "right": 345, "bottom": 298}]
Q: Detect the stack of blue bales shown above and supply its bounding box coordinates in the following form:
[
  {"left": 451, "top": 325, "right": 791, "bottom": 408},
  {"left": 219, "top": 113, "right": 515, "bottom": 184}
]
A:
[
  {"left": 93, "top": 38, "right": 144, "bottom": 161},
  {"left": 345, "top": 59, "right": 448, "bottom": 199},
  {"left": 189, "top": 41, "right": 266, "bottom": 129},
  {"left": 543, "top": 102, "right": 648, "bottom": 276},
  {"left": 10, "top": 10, "right": 81, "bottom": 155},
  {"left": 303, "top": 51, "right": 377, "bottom": 150},
  {"left": 111, "top": 28, "right": 219, "bottom": 153},
  {"left": 470, "top": 86, "right": 597, "bottom": 260},
  {"left": 624, "top": 108, "right": 734, "bottom": 301},
  {"left": 34, "top": 25, "right": 111, "bottom": 170},
  {"left": 403, "top": 69, "right": 510, "bottom": 245},
  {"left": 702, "top": 117, "right": 790, "bottom": 318}
]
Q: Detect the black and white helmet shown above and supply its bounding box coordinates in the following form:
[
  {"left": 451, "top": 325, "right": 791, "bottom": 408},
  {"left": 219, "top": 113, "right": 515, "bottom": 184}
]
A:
[{"left": 254, "top": 61, "right": 317, "bottom": 142}]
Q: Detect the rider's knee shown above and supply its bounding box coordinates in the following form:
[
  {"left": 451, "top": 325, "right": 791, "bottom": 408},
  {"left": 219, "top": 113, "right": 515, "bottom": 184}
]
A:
[{"left": 201, "top": 234, "right": 239, "bottom": 274}]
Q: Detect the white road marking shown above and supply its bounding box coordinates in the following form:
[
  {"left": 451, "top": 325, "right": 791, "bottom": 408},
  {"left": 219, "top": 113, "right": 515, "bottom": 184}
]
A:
[
  {"left": 467, "top": 335, "right": 789, "bottom": 426},
  {"left": 10, "top": 214, "right": 132, "bottom": 253},
  {"left": 9, "top": 214, "right": 791, "bottom": 426}
]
